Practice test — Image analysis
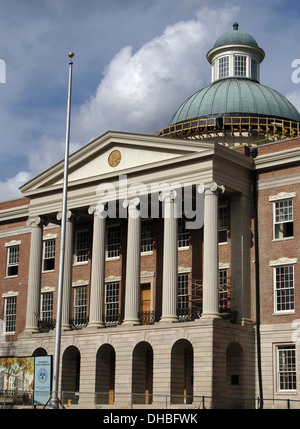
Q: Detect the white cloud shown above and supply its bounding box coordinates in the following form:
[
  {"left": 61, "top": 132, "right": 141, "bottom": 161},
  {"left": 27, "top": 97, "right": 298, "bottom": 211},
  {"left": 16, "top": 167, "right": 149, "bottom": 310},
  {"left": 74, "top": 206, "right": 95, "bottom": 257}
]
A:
[
  {"left": 0, "top": 171, "right": 32, "bottom": 202},
  {"left": 72, "top": 6, "right": 238, "bottom": 143}
]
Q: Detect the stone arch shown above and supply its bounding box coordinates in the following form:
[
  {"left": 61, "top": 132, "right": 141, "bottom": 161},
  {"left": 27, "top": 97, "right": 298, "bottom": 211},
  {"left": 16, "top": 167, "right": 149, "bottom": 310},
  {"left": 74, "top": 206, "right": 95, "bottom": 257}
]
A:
[
  {"left": 61, "top": 345, "right": 80, "bottom": 405},
  {"left": 132, "top": 341, "right": 153, "bottom": 405},
  {"left": 32, "top": 347, "right": 47, "bottom": 356},
  {"left": 226, "top": 342, "right": 244, "bottom": 408},
  {"left": 171, "top": 338, "right": 193, "bottom": 404},
  {"left": 95, "top": 343, "right": 116, "bottom": 405}
]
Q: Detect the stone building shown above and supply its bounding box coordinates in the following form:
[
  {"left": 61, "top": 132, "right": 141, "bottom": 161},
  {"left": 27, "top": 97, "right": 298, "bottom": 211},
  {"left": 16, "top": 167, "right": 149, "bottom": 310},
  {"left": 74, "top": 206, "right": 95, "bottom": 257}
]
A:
[{"left": 0, "top": 24, "right": 299, "bottom": 409}]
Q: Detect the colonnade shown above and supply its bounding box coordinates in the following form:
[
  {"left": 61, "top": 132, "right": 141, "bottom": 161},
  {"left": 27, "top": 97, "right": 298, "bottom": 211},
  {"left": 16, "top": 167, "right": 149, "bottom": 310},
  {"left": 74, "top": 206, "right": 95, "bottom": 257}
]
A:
[{"left": 23, "top": 182, "right": 224, "bottom": 333}]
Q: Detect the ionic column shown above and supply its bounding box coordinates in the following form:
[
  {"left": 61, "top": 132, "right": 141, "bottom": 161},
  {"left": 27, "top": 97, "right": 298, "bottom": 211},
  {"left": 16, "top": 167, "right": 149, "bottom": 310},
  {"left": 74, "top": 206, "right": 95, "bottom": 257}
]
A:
[
  {"left": 88, "top": 205, "right": 106, "bottom": 328},
  {"left": 202, "top": 182, "right": 225, "bottom": 318},
  {"left": 122, "top": 197, "right": 141, "bottom": 326},
  {"left": 159, "top": 190, "right": 178, "bottom": 323},
  {"left": 57, "top": 210, "right": 74, "bottom": 330},
  {"left": 24, "top": 216, "right": 44, "bottom": 333}
]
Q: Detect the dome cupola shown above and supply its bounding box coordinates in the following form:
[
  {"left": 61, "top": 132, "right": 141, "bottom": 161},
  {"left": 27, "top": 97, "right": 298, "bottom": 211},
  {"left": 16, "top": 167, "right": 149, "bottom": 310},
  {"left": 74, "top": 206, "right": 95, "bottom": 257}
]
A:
[
  {"left": 154, "top": 24, "right": 300, "bottom": 146},
  {"left": 206, "top": 23, "right": 265, "bottom": 83}
]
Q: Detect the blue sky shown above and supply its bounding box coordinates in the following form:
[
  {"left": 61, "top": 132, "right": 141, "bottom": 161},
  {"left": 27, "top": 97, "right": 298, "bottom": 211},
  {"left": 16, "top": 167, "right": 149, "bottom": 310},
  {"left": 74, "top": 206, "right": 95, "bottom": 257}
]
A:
[{"left": 1, "top": 0, "right": 300, "bottom": 201}]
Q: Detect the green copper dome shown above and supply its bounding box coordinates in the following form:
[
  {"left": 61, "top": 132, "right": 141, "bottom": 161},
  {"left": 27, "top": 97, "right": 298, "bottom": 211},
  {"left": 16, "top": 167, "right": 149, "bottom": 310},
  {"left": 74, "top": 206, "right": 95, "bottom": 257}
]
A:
[
  {"left": 170, "top": 78, "right": 300, "bottom": 125},
  {"left": 213, "top": 22, "right": 259, "bottom": 49}
]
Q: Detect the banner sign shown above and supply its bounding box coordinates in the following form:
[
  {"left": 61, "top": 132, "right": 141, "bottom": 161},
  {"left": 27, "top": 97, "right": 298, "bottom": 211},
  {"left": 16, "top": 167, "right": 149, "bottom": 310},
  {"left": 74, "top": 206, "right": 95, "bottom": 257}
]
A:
[{"left": 33, "top": 356, "right": 52, "bottom": 406}]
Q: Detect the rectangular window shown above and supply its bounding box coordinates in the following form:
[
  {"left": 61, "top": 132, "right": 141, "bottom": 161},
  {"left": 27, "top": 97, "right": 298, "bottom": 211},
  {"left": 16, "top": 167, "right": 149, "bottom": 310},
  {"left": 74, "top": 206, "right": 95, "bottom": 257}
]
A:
[
  {"left": 141, "top": 220, "right": 154, "bottom": 253},
  {"left": 105, "top": 282, "right": 119, "bottom": 324},
  {"left": 6, "top": 246, "right": 19, "bottom": 277},
  {"left": 107, "top": 225, "right": 120, "bottom": 259},
  {"left": 274, "top": 199, "right": 293, "bottom": 239},
  {"left": 234, "top": 55, "right": 247, "bottom": 77},
  {"left": 277, "top": 345, "right": 296, "bottom": 391},
  {"left": 43, "top": 239, "right": 55, "bottom": 271},
  {"left": 219, "top": 56, "right": 229, "bottom": 79},
  {"left": 4, "top": 296, "right": 17, "bottom": 333},
  {"left": 75, "top": 230, "right": 89, "bottom": 263},
  {"left": 74, "top": 286, "right": 87, "bottom": 325},
  {"left": 41, "top": 292, "right": 53, "bottom": 322},
  {"left": 219, "top": 270, "right": 229, "bottom": 311},
  {"left": 251, "top": 58, "right": 258, "bottom": 81},
  {"left": 274, "top": 265, "right": 294, "bottom": 313},
  {"left": 178, "top": 273, "right": 189, "bottom": 312},
  {"left": 218, "top": 206, "right": 228, "bottom": 243},
  {"left": 178, "top": 219, "right": 189, "bottom": 248}
]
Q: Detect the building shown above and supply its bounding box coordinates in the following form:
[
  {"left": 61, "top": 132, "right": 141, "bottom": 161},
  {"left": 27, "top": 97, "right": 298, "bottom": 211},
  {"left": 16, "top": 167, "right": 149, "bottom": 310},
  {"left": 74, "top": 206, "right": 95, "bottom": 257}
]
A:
[{"left": 0, "top": 23, "right": 300, "bottom": 409}]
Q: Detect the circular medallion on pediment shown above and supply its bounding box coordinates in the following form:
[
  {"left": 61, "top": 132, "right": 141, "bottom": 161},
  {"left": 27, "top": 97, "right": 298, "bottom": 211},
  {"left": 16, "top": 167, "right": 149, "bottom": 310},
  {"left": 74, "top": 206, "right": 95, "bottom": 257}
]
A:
[{"left": 108, "top": 150, "right": 121, "bottom": 167}]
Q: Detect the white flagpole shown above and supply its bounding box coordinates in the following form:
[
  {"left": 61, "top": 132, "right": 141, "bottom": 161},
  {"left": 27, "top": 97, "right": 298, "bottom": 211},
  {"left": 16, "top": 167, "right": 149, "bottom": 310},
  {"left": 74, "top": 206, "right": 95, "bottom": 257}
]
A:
[{"left": 49, "top": 52, "right": 74, "bottom": 409}]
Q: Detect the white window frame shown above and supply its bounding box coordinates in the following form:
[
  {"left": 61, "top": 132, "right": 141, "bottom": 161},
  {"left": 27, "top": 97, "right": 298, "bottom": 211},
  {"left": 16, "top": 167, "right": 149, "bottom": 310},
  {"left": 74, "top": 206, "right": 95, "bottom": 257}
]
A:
[
  {"left": 218, "top": 55, "right": 229, "bottom": 79},
  {"left": 73, "top": 285, "right": 87, "bottom": 325},
  {"left": 74, "top": 229, "right": 89, "bottom": 264},
  {"left": 276, "top": 345, "right": 297, "bottom": 392},
  {"left": 270, "top": 194, "right": 295, "bottom": 241},
  {"left": 43, "top": 239, "right": 56, "bottom": 272},
  {"left": 106, "top": 225, "right": 120, "bottom": 260},
  {"left": 234, "top": 54, "right": 247, "bottom": 77},
  {"left": 178, "top": 218, "right": 189, "bottom": 249},
  {"left": 40, "top": 291, "right": 54, "bottom": 322},
  {"left": 141, "top": 220, "right": 154, "bottom": 254},
  {"left": 3, "top": 295, "right": 17, "bottom": 334},
  {"left": 273, "top": 264, "right": 295, "bottom": 314},
  {"left": 178, "top": 273, "right": 189, "bottom": 312},
  {"left": 6, "top": 245, "right": 19, "bottom": 277},
  {"left": 105, "top": 282, "right": 120, "bottom": 324},
  {"left": 218, "top": 205, "right": 228, "bottom": 244}
]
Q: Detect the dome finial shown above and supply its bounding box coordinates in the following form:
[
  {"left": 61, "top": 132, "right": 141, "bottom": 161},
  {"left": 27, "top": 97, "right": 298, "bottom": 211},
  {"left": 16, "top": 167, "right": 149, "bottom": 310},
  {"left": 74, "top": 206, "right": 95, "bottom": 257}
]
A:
[{"left": 233, "top": 22, "right": 239, "bottom": 31}]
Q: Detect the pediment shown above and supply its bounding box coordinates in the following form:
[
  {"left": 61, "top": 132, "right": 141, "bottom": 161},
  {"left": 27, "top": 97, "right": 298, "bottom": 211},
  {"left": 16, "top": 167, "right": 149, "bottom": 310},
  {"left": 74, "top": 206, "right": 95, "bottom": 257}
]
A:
[{"left": 20, "top": 131, "right": 213, "bottom": 195}]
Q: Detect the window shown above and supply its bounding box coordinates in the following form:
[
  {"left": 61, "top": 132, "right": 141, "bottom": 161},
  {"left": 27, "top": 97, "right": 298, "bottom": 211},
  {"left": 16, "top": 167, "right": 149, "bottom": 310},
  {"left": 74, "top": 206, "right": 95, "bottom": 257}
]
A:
[
  {"left": 178, "top": 219, "right": 189, "bottom": 248},
  {"left": 107, "top": 225, "right": 120, "bottom": 259},
  {"left": 219, "top": 270, "right": 229, "bottom": 311},
  {"left": 4, "top": 296, "right": 17, "bottom": 333},
  {"left": 251, "top": 58, "right": 258, "bottom": 80},
  {"left": 178, "top": 273, "right": 189, "bottom": 313},
  {"left": 43, "top": 239, "right": 55, "bottom": 271},
  {"left": 234, "top": 55, "right": 247, "bottom": 77},
  {"left": 218, "top": 206, "right": 228, "bottom": 243},
  {"left": 105, "top": 282, "right": 119, "bottom": 324},
  {"left": 141, "top": 220, "right": 153, "bottom": 253},
  {"left": 274, "top": 199, "right": 293, "bottom": 239},
  {"left": 277, "top": 345, "right": 296, "bottom": 391},
  {"left": 274, "top": 265, "right": 294, "bottom": 313},
  {"left": 74, "top": 286, "right": 87, "bottom": 325},
  {"left": 41, "top": 292, "right": 53, "bottom": 322},
  {"left": 219, "top": 56, "right": 229, "bottom": 79},
  {"left": 75, "top": 230, "right": 89, "bottom": 263},
  {"left": 6, "top": 245, "right": 19, "bottom": 277}
]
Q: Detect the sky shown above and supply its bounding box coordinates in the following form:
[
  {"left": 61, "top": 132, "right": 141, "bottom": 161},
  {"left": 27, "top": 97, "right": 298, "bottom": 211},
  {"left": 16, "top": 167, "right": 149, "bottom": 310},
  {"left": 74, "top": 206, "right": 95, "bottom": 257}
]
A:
[{"left": 1, "top": 0, "right": 300, "bottom": 201}]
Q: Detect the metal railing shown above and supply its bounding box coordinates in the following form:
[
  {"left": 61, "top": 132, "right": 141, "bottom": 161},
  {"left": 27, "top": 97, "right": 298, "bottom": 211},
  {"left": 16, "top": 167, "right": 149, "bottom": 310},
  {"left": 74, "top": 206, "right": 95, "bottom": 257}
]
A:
[{"left": 1, "top": 389, "right": 300, "bottom": 409}]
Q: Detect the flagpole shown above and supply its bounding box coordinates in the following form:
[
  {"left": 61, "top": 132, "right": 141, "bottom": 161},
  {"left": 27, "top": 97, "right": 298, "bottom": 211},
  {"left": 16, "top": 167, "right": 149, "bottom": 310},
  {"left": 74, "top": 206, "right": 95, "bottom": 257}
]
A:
[{"left": 49, "top": 52, "right": 74, "bottom": 409}]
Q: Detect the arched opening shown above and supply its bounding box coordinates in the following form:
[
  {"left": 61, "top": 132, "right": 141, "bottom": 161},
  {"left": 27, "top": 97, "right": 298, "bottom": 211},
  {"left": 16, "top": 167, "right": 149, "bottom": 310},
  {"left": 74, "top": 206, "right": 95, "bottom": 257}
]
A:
[
  {"left": 95, "top": 344, "right": 116, "bottom": 405},
  {"left": 171, "top": 339, "right": 193, "bottom": 404},
  {"left": 61, "top": 346, "right": 80, "bottom": 405},
  {"left": 32, "top": 348, "right": 47, "bottom": 356},
  {"left": 226, "top": 342, "right": 244, "bottom": 408},
  {"left": 132, "top": 341, "right": 153, "bottom": 405}
]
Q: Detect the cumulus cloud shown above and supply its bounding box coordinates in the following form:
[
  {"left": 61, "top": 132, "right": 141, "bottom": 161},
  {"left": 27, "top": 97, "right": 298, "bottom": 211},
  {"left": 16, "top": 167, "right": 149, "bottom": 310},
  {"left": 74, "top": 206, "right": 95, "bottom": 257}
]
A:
[
  {"left": 0, "top": 171, "right": 32, "bottom": 202},
  {"left": 72, "top": 6, "right": 237, "bottom": 143}
]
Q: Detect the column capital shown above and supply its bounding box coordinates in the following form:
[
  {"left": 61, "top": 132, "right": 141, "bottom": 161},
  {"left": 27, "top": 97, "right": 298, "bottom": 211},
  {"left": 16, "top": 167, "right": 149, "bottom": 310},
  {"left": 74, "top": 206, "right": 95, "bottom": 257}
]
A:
[
  {"left": 158, "top": 189, "right": 177, "bottom": 203},
  {"left": 205, "top": 182, "right": 225, "bottom": 195},
  {"left": 56, "top": 210, "right": 78, "bottom": 222},
  {"left": 123, "top": 196, "right": 140, "bottom": 209},
  {"left": 88, "top": 203, "right": 107, "bottom": 218},
  {"left": 26, "top": 216, "right": 47, "bottom": 228}
]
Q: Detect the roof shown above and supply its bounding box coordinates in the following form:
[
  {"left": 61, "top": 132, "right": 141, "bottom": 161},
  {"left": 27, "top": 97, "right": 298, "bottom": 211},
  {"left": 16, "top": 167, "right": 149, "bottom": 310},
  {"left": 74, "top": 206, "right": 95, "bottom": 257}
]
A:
[
  {"left": 213, "top": 23, "right": 259, "bottom": 49},
  {"left": 169, "top": 78, "right": 300, "bottom": 125}
]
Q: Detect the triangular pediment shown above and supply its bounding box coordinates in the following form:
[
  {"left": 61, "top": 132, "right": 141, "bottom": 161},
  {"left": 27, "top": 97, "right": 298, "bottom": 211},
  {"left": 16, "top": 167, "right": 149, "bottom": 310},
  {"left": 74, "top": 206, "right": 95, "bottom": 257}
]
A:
[{"left": 20, "top": 131, "right": 215, "bottom": 195}]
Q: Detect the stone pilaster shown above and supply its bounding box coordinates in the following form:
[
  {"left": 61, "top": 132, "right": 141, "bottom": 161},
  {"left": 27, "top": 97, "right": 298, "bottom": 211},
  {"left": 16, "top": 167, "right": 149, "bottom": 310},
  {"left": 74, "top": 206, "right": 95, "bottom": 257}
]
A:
[
  {"left": 202, "top": 182, "right": 225, "bottom": 318},
  {"left": 24, "top": 216, "right": 44, "bottom": 333},
  {"left": 159, "top": 190, "right": 178, "bottom": 323},
  {"left": 122, "top": 197, "right": 141, "bottom": 326},
  {"left": 88, "top": 205, "right": 106, "bottom": 328}
]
